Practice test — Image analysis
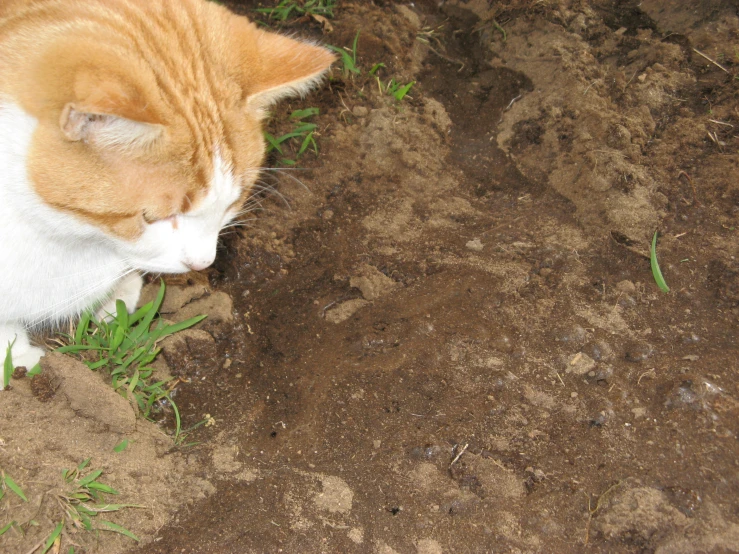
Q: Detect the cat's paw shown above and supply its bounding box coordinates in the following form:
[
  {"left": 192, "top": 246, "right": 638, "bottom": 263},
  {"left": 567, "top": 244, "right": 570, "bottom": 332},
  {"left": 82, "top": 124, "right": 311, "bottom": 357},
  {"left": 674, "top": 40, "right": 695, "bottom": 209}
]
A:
[
  {"left": 96, "top": 272, "right": 144, "bottom": 321},
  {"left": 10, "top": 345, "right": 44, "bottom": 370}
]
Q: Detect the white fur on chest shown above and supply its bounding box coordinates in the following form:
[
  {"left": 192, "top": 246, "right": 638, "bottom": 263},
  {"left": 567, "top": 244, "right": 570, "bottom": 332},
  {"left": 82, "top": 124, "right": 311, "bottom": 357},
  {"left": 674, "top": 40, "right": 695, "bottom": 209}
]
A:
[{"left": 0, "top": 103, "right": 128, "bottom": 327}]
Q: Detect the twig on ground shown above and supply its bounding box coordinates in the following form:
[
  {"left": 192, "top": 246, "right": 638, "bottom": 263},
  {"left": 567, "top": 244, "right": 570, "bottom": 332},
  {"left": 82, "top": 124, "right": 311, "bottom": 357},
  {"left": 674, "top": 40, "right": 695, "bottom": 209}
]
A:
[
  {"left": 450, "top": 443, "right": 469, "bottom": 468},
  {"left": 692, "top": 48, "right": 729, "bottom": 73}
]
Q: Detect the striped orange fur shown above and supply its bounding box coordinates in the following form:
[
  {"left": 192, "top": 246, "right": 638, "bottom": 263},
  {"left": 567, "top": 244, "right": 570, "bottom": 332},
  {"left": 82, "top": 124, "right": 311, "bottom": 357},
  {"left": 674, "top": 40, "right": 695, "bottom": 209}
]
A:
[{"left": 0, "top": 0, "right": 335, "bottom": 239}]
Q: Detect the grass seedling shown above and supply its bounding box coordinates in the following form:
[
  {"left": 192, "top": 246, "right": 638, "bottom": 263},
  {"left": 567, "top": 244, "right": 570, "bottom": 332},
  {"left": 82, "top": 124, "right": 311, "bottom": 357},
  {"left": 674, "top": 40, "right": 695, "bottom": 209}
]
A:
[
  {"left": 0, "top": 472, "right": 26, "bottom": 542},
  {"left": 44, "top": 458, "right": 141, "bottom": 550},
  {"left": 2, "top": 338, "right": 14, "bottom": 389},
  {"left": 386, "top": 79, "right": 415, "bottom": 101},
  {"left": 369, "top": 63, "right": 385, "bottom": 76},
  {"left": 650, "top": 231, "right": 670, "bottom": 293},
  {"left": 1, "top": 471, "right": 28, "bottom": 503},
  {"left": 56, "top": 280, "right": 206, "bottom": 437},
  {"left": 327, "top": 31, "right": 361, "bottom": 76},
  {"left": 264, "top": 108, "right": 320, "bottom": 165},
  {"left": 255, "top": 0, "right": 337, "bottom": 21}
]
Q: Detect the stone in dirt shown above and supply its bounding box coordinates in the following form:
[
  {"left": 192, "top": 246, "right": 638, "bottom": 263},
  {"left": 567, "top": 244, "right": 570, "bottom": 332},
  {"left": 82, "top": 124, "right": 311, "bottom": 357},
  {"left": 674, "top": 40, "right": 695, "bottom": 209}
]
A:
[
  {"left": 350, "top": 264, "right": 401, "bottom": 301},
  {"left": 325, "top": 298, "right": 370, "bottom": 323},
  {"left": 567, "top": 352, "right": 597, "bottom": 375}
]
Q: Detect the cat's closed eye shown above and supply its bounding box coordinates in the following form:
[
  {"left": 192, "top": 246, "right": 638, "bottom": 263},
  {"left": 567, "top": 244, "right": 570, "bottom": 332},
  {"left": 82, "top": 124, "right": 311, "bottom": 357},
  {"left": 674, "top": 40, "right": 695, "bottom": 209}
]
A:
[{"left": 142, "top": 212, "right": 176, "bottom": 225}]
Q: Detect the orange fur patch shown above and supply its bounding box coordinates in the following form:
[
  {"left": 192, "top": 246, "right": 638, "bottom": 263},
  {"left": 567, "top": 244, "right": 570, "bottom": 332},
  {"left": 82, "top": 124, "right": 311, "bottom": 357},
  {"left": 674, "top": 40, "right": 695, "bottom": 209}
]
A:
[{"left": 0, "top": 0, "right": 335, "bottom": 239}]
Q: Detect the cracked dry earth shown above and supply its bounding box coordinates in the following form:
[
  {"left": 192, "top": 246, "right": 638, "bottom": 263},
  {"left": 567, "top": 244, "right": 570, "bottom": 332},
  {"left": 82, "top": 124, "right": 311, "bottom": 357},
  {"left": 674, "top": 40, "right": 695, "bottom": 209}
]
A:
[{"left": 2, "top": 1, "right": 739, "bottom": 553}]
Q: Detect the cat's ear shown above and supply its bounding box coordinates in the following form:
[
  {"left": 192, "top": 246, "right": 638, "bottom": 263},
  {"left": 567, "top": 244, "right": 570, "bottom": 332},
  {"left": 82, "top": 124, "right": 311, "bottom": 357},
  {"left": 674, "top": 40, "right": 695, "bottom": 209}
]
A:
[
  {"left": 59, "top": 78, "right": 162, "bottom": 151},
  {"left": 60, "top": 104, "right": 162, "bottom": 151},
  {"left": 232, "top": 19, "right": 336, "bottom": 109}
]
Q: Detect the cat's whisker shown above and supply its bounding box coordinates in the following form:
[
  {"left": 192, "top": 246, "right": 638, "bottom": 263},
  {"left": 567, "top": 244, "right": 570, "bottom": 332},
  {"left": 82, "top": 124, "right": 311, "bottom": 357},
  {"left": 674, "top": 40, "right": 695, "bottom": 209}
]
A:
[
  {"left": 273, "top": 169, "right": 310, "bottom": 193},
  {"left": 221, "top": 218, "right": 257, "bottom": 231},
  {"left": 250, "top": 181, "right": 292, "bottom": 209}
]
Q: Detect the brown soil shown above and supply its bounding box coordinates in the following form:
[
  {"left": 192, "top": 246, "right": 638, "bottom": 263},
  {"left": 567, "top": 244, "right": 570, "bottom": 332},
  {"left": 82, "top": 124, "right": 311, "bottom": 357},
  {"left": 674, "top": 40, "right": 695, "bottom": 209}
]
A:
[{"left": 3, "top": 0, "right": 739, "bottom": 552}]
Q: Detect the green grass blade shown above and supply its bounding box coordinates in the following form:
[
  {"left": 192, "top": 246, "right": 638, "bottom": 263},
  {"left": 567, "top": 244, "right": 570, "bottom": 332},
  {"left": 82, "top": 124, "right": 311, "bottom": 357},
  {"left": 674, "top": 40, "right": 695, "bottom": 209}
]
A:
[
  {"left": 0, "top": 521, "right": 15, "bottom": 536},
  {"left": 115, "top": 299, "right": 129, "bottom": 328},
  {"left": 99, "top": 520, "right": 139, "bottom": 541},
  {"left": 158, "top": 315, "right": 207, "bottom": 338},
  {"left": 291, "top": 122, "right": 317, "bottom": 133},
  {"left": 290, "top": 107, "right": 319, "bottom": 119},
  {"left": 128, "top": 302, "right": 153, "bottom": 326},
  {"left": 3, "top": 340, "right": 13, "bottom": 389},
  {"left": 650, "top": 231, "right": 670, "bottom": 293},
  {"left": 75, "top": 312, "right": 91, "bottom": 344},
  {"left": 369, "top": 62, "right": 385, "bottom": 75},
  {"left": 136, "top": 280, "right": 165, "bottom": 335},
  {"left": 27, "top": 363, "right": 42, "bottom": 377},
  {"left": 393, "top": 81, "right": 415, "bottom": 101},
  {"left": 351, "top": 30, "right": 360, "bottom": 64},
  {"left": 56, "top": 344, "right": 105, "bottom": 354},
  {"left": 3, "top": 474, "right": 27, "bottom": 502},
  {"left": 298, "top": 132, "right": 315, "bottom": 157},
  {"left": 113, "top": 439, "right": 129, "bottom": 453},
  {"left": 42, "top": 521, "right": 64, "bottom": 554},
  {"left": 264, "top": 132, "right": 284, "bottom": 154},
  {"left": 76, "top": 469, "right": 103, "bottom": 488},
  {"left": 87, "top": 482, "right": 118, "bottom": 495},
  {"left": 171, "top": 397, "right": 183, "bottom": 442}
]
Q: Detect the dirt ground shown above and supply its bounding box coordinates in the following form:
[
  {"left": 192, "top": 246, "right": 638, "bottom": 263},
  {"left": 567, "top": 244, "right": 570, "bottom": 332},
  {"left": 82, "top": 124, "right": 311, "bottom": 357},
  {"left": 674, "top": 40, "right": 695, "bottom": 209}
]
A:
[{"left": 2, "top": 0, "right": 739, "bottom": 552}]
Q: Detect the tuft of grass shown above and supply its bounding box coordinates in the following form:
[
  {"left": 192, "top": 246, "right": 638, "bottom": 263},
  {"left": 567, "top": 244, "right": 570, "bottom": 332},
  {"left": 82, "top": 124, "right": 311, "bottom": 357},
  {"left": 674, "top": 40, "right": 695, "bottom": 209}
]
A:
[
  {"left": 255, "top": 0, "right": 337, "bottom": 21},
  {"left": 42, "top": 459, "right": 142, "bottom": 551},
  {"left": 264, "top": 108, "right": 320, "bottom": 166},
  {"left": 56, "top": 280, "right": 206, "bottom": 438},
  {"left": 327, "top": 31, "right": 361, "bottom": 76},
  {"left": 650, "top": 231, "right": 670, "bottom": 293}
]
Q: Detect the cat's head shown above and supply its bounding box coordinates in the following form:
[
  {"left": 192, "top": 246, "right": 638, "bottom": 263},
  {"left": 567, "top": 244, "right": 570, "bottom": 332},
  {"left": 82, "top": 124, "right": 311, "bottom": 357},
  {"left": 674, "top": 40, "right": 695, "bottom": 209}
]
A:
[{"left": 14, "top": 0, "right": 334, "bottom": 273}]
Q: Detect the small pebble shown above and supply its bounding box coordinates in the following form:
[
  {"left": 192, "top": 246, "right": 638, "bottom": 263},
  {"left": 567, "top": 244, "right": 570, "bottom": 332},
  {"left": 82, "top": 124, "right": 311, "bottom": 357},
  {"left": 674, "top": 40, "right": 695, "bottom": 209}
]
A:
[
  {"left": 615, "top": 280, "right": 636, "bottom": 294},
  {"left": 568, "top": 352, "right": 596, "bottom": 376},
  {"left": 352, "top": 106, "right": 369, "bottom": 117},
  {"left": 466, "top": 238, "right": 484, "bottom": 251}
]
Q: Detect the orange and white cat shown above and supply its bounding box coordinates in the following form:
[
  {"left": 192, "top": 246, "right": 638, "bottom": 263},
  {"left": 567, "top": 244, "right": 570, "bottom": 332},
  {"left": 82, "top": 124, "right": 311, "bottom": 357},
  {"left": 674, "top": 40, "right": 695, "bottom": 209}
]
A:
[{"left": 0, "top": 0, "right": 334, "bottom": 383}]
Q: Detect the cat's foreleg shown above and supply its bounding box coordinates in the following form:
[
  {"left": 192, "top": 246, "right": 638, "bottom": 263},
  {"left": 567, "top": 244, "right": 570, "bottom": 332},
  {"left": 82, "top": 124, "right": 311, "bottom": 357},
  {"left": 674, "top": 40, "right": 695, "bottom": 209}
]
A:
[
  {"left": 95, "top": 272, "right": 144, "bottom": 320},
  {"left": 0, "top": 323, "right": 44, "bottom": 389}
]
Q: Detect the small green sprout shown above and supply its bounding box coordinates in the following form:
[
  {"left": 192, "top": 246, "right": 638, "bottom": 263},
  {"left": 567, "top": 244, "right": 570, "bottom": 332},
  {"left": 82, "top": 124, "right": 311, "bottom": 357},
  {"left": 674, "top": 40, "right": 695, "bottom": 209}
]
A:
[
  {"left": 3, "top": 338, "right": 14, "bottom": 389},
  {"left": 386, "top": 79, "right": 415, "bottom": 101},
  {"left": 1, "top": 471, "right": 28, "bottom": 502},
  {"left": 369, "top": 62, "right": 385, "bottom": 75},
  {"left": 650, "top": 231, "right": 670, "bottom": 293},
  {"left": 265, "top": 108, "right": 320, "bottom": 166},
  {"left": 327, "top": 31, "right": 361, "bottom": 76}
]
